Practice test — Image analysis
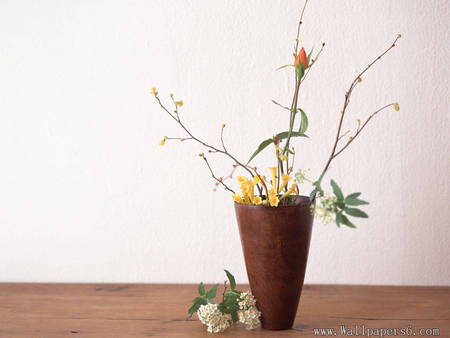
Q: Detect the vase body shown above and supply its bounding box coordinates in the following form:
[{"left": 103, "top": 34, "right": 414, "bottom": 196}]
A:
[{"left": 234, "top": 196, "right": 314, "bottom": 330}]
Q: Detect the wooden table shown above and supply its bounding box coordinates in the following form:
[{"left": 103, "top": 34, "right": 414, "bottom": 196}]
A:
[{"left": 0, "top": 284, "right": 449, "bottom": 337}]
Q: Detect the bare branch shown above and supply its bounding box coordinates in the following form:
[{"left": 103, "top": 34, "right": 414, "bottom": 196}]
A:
[
  {"left": 154, "top": 96, "right": 256, "bottom": 180},
  {"left": 200, "top": 155, "right": 235, "bottom": 194},
  {"left": 318, "top": 35, "right": 401, "bottom": 180}
]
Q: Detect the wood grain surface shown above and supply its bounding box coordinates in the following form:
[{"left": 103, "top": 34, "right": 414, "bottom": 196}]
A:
[{"left": 0, "top": 283, "right": 449, "bottom": 337}]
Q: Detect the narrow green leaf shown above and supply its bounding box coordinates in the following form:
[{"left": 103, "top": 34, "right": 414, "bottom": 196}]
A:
[
  {"left": 231, "top": 311, "right": 239, "bottom": 323},
  {"left": 272, "top": 100, "right": 292, "bottom": 112},
  {"left": 206, "top": 283, "right": 219, "bottom": 299},
  {"left": 344, "top": 198, "right": 369, "bottom": 206},
  {"left": 188, "top": 302, "right": 201, "bottom": 314},
  {"left": 192, "top": 296, "right": 202, "bottom": 303},
  {"left": 247, "top": 131, "right": 307, "bottom": 164},
  {"left": 296, "top": 63, "right": 304, "bottom": 80},
  {"left": 307, "top": 48, "right": 314, "bottom": 62},
  {"left": 336, "top": 212, "right": 342, "bottom": 227},
  {"left": 224, "top": 270, "right": 236, "bottom": 291},
  {"left": 276, "top": 64, "right": 294, "bottom": 71},
  {"left": 345, "top": 192, "right": 361, "bottom": 199},
  {"left": 247, "top": 138, "right": 273, "bottom": 164},
  {"left": 345, "top": 208, "right": 368, "bottom": 218},
  {"left": 340, "top": 215, "right": 356, "bottom": 228},
  {"left": 330, "top": 179, "right": 344, "bottom": 200},
  {"left": 298, "top": 109, "right": 308, "bottom": 134},
  {"left": 310, "top": 188, "right": 318, "bottom": 200},
  {"left": 198, "top": 282, "right": 205, "bottom": 296}
]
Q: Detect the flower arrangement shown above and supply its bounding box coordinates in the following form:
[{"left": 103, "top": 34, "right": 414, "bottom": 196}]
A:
[
  {"left": 151, "top": 4, "right": 401, "bottom": 228},
  {"left": 151, "top": 1, "right": 401, "bottom": 332},
  {"left": 188, "top": 270, "right": 261, "bottom": 333}
]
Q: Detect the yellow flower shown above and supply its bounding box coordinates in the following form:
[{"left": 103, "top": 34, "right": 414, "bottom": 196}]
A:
[
  {"left": 253, "top": 175, "right": 261, "bottom": 185},
  {"left": 159, "top": 136, "right": 167, "bottom": 146},
  {"left": 278, "top": 174, "right": 292, "bottom": 193},
  {"left": 269, "top": 195, "right": 279, "bottom": 207},
  {"left": 232, "top": 193, "right": 243, "bottom": 204},
  {"left": 198, "top": 153, "right": 205, "bottom": 157},
  {"left": 269, "top": 167, "right": 277, "bottom": 189},
  {"left": 237, "top": 176, "right": 248, "bottom": 185},
  {"left": 151, "top": 87, "right": 158, "bottom": 96},
  {"left": 280, "top": 183, "right": 298, "bottom": 200},
  {"left": 393, "top": 102, "right": 400, "bottom": 111},
  {"left": 170, "top": 93, "right": 174, "bottom": 98},
  {"left": 175, "top": 100, "right": 183, "bottom": 107},
  {"left": 253, "top": 196, "right": 262, "bottom": 205},
  {"left": 247, "top": 180, "right": 255, "bottom": 202}
]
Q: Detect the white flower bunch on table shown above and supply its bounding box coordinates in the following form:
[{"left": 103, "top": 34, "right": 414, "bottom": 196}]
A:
[{"left": 188, "top": 270, "right": 262, "bottom": 333}]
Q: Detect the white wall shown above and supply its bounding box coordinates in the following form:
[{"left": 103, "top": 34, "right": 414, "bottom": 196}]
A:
[{"left": 1, "top": 0, "right": 449, "bottom": 285}]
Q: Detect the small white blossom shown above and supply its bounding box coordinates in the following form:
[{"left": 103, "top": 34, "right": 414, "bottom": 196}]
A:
[
  {"left": 197, "top": 304, "right": 230, "bottom": 333},
  {"left": 239, "top": 306, "right": 261, "bottom": 330},
  {"left": 312, "top": 205, "right": 334, "bottom": 224},
  {"left": 238, "top": 291, "right": 257, "bottom": 310},
  {"left": 295, "top": 168, "right": 309, "bottom": 185},
  {"left": 311, "top": 194, "right": 338, "bottom": 224}
]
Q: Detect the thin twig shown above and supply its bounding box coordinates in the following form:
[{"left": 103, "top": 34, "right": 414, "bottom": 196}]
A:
[
  {"left": 294, "top": 0, "right": 309, "bottom": 55},
  {"left": 155, "top": 96, "right": 256, "bottom": 180},
  {"left": 222, "top": 280, "right": 228, "bottom": 302},
  {"left": 332, "top": 103, "right": 395, "bottom": 158},
  {"left": 220, "top": 126, "right": 227, "bottom": 152},
  {"left": 213, "top": 164, "right": 238, "bottom": 192},
  {"left": 318, "top": 35, "right": 401, "bottom": 179},
  {"left": 300, "top": 42, "right": 325, "bottom": 84},
  {"left": 201, "top": 155, "right": 235, "bottom": 194}
]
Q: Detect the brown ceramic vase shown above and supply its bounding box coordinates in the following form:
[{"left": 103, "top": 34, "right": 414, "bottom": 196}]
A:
[{"left": 234, "top": 196, "right": 314, "bottom": 330}]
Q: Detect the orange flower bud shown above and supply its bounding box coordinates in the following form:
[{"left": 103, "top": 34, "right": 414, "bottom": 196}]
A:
[{"left": 294, "top": 47, "right": 309, "bottom": 69}]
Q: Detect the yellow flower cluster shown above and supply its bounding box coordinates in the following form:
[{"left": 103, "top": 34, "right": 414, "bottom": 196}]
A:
[{"left": 232, "top": 168, "right": 298, "bottom": 207}]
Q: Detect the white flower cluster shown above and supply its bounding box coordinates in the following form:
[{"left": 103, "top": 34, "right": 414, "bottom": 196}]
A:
[
  {"left": 197, "top": 304, "right": 230, "bottom": 333},
  {"left": 238, "top": 291, "right": 257, "bottom": 310},
  {"left": 312, "top": 194, "right": 338, "bottom": 224},
  {"left": 239, "top": 306, "right": 261, "bottom": 330},
  {"left": 295, "top": 168, "right": 309, "bottom": 185},
  {"left": 238, "top": 291, "right": 261, "bottom": 330}
]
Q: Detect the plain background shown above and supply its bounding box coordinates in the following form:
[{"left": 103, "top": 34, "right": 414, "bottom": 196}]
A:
[{"left": 0, "top": 0, "right": 449, "bottom": 285}]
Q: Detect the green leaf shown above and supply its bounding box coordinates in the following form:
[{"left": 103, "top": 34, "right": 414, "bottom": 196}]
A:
[
  {"left": 198, "top": 282, "right": 205, "bottom": 296},
  {"left": 247, "top": 131, "right": 307, "bottom": 164},
  {"left": 310, "top": 171, "right": 326, "bottom": 200},
  {"left": 298, "top": 109, "right": 308, "bottom": 134},
  {"left": 247, "top": 138, "right": 273, "bottom": 164},
  {"left": 330, "top": 179, "right": 344, "bottom": 200},
  {"left": 345, "top": 198, "right": 369, "bottom": 206},
  {"left": 188, "top": 296, "right": 207, "bottom": 314},
  {"left": 224, "top": 270, "right": 236, "bottom": 291},
  {"left": 188, "top": 302, "right": 201, "bottom": 314},
  {"left": 231, "top": 311, "right": 239, "bottom": 323},
  {"left": 307, "top": 48, "right": 314, "bottom": 62},
  {"left": 296, "top": 63, "right": 304, "bottom": 80},
  {"left": 335, "top": 212, "right": 342, "bottom": 227},
  {"left": 271, "top": 100, "right": 292, "bottom": 112},
  {"left": 206, "top": 283, "right": 219, "bottom": 299},
  {"left": 345, "top": 192, "right": 361, "bottom": 199},
  {"left": 340, "top": 215, "right": 356, "bottom": 228},
  {"left": 276, "top": 64, "right": 294, "bottom": 71},
  {"left": 345, "top": 208, "right": 368, "bottom": 218}
]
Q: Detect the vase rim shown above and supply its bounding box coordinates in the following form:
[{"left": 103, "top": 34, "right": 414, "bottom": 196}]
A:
[{"left": 234, "top": 195, "right": 311, "bottom": 209}]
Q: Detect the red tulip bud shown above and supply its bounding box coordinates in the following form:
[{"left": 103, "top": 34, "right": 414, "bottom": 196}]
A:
[{"left": 294, "top": 47, "right": 309, "bottom": 69}]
